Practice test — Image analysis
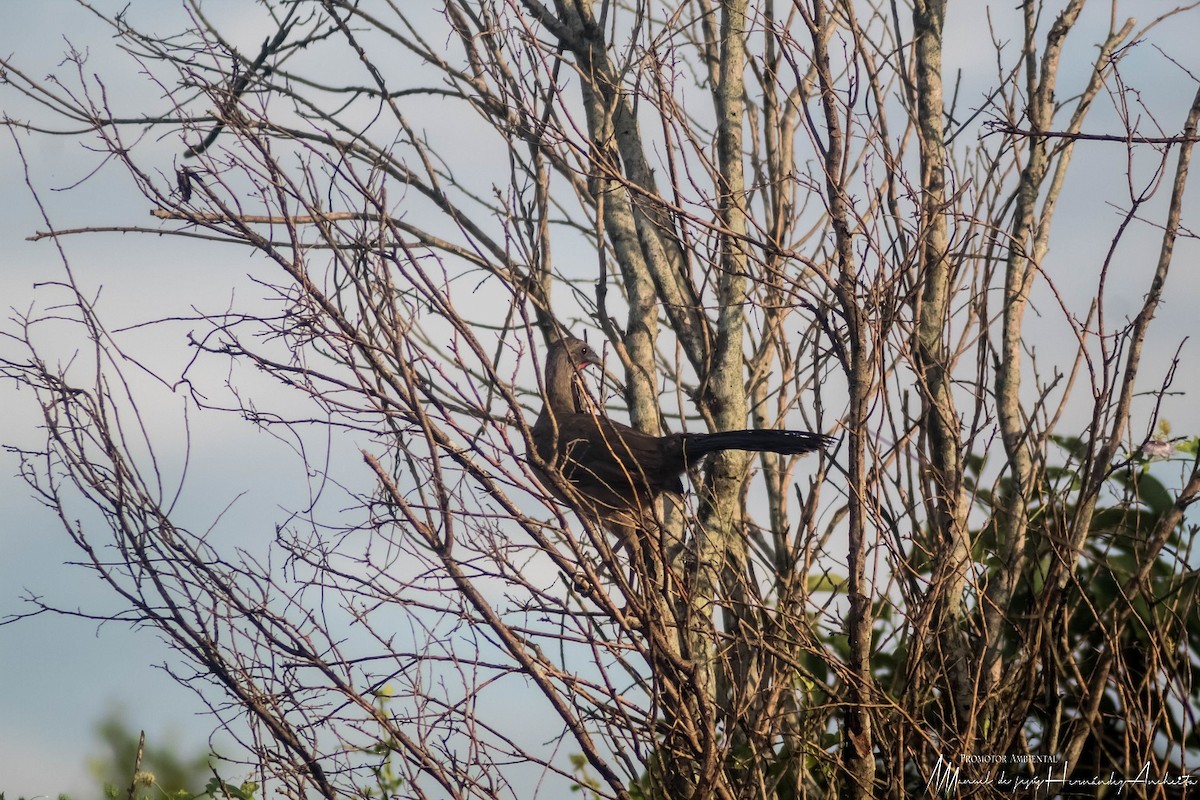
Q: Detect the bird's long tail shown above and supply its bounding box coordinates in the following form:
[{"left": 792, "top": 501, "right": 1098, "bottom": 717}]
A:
[{"left": 682, "top": 429, "right": 836, "bottom": 459}]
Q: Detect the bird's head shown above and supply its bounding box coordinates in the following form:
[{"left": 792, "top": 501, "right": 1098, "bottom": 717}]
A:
[{"left": 559, "top": 336, "right": 601, "bottom": 370}]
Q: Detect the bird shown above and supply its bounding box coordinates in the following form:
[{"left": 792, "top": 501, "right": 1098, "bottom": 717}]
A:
[{"left": 529, "top": 334, "right": 835, "bottom": 546}]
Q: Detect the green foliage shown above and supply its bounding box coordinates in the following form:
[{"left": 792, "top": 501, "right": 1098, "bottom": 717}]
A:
[
  {"left": 356, "top": 686, "right": 407, "bottom": 798},
  {"left": 199, "top": 779, "right": 258, "bottom": 800},
  {"left": 567, "top": 753, "right": 603, "bottom": 798},
  {"left": 977, "top": 431, "right": 1200, "bottom": 758},
  {"left": 1, "top": 713, "right": 254, "bottom": 800},
  {"left": 90, "top": 710, "right": 211, "bottom": 800}
]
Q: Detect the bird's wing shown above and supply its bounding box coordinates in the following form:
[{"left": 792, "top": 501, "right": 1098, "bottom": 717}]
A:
[{"left": 555, "top": 414, "right": 677, "bottom": 497}]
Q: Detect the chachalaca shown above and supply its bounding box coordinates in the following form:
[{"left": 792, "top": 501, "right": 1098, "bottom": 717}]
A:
[{"left": 530, "top": 335, "right": 835, "bottom": 544}]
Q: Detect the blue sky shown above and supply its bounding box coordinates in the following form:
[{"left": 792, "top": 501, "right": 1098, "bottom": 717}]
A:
[
  {"left": 0, "top": 3, "right": 266, "bottom": 794},
  {"left": 3, "top": 2, "right": 1200, "bottom": 797}
]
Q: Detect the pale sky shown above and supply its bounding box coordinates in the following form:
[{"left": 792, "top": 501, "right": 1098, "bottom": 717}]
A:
[{"left": 3, "top": 2, "right": 1199, "bottom": 798}]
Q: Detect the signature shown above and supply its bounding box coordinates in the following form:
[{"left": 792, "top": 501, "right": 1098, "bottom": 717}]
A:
[{"left": 926, "top": 757, "right": 1196, "bottom": 797}]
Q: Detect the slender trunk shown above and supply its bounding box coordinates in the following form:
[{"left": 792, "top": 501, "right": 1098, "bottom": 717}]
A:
[
  {"left": 911, "top": 0, "right": 973, "bottom": 739},
  {"left": 804, "top": 1, "right": 876, "bottom": 793}
]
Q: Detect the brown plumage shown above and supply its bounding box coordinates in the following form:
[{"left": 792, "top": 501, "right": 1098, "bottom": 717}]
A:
[{"left": 529, "top": 335, "right": 835, "bottom": 543}]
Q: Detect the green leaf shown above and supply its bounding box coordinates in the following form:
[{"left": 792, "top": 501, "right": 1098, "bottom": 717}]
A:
[
  {"left": 200, "top": 779, "right": 258, "bottom": 800},
  {"left": 1136, "top": 473, "right": 1173, "bottom": 517},
  {"left": 807, "top": 572, "right": 846, "bottom": 593},
  {"left": 1051, "top": 435, "right": 1087, "bottom": 459}
]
